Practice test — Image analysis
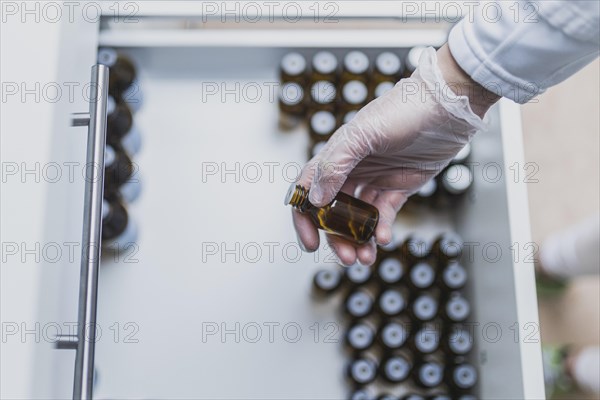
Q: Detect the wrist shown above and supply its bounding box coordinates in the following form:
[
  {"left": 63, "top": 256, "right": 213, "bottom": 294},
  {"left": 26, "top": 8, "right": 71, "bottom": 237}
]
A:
[{"left": 436, "top": 44, "right": 500, "bottom": 118}]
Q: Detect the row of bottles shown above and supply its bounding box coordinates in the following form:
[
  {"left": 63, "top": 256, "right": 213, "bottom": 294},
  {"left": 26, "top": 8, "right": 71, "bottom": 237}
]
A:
[
  {"left": 311, "top": 233, "right": 477, "bottom": 399},
  {"left": 277, "top": 48, "right": 426, "bottom": 159},
  {"left": 97, "top": 48, "right": 143, "bottom": 253}
]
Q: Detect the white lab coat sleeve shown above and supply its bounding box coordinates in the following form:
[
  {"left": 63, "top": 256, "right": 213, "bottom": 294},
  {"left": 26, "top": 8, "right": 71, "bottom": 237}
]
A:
[{"left": 448, "top": 0, "right": 600, "bottom": 103}]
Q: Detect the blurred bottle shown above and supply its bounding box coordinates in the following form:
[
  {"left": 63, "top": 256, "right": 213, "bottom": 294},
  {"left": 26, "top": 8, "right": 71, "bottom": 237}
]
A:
[
  {"left": 379, "top": 352, "right": 412, "bottom": 383},
  {"left": 451, "top": 143, "right": 472, "bottom": 165},
  {"left": 376, "top": 288, "right": 408, "bottom": 318},
  {"left": 104, "top": 144, "right": 134, "bottom": 195},
  {"left": 120, "top": 123, "right": 142, "bottom": 157},
  {"left": 410, "top": 292, "right": 439, "bottom": 323},
  {"left": 408, "top": 262, "right": 436, "bottom": 291},
  {"left": 310, "top": 80, "right": 337, "bottom": 112},
  {"left": 443, "top": 324, "right": 474, "bottom": 357},
  {"left": 345, "top": 320, "right": 376, "bottom": 353},
  {"left": 377, "top": 394, "right": 400, "bottom": 400},
  {"left": 341, "top": 80, "right": 369, "bottom": 112},
  {"left": 341, "top": 51, "right": 370, "bottom": 83},
  {"left": 413, "top": 360, "right": 444, "bottom": 389},
  {"left": 346, "top": 356, "right": 378, "bottom": 386},
  {"left": 312, "top": 267, "right": 343, "bottom": 297},
  {"left": 344, "top": 263, "right": 374, "bottom": 288},
  {"left": 373, "top": 81, "right": 395, "bottom": 99},
  {"left": 401, "top": 235, "right": 431, "bottom": 263},
  {"left": 410, "top": 322, "right": 441, "bottom": 355},
  {"left": 311, "top": 51, "right": 338, "bottom": 82},
  {"left": 279, "top": 82, "right": 306, "bottom": 130},
  {"left": 401, "top": 395, "right": 426, "bottom": 400},
  {"left": 405, "top": 178, "right": 438, "bottom": 210},
  {"left": 308, "top": 110, "right": 337, "bottom": 142},
  {"left": 350, "top": 388, "right": 377, "bottom": 400},
  {"left": 101, "top": 197, "right": 137, "bottom": 251},
  {"left": 432, "top": 233, "right": 464, "bottom": 265},
  {"left": 308, "top": 140, "right": 327, "bottom": 160},
  {"left": 344, "top": 288, "right": 375, "bottom": 319},
  {"left": 442, "top": 292, "right": 471, "bottom": 323},
  {"left": 375, "top": 256, "right": 405, "bottom": 286},
  {"left": 118, "top": 175, "right": 142, "bottom": 204},
  {"left": 440, "top": 164, "right": 473, "bottom": 196},
  {"left": 342, "top": 110, "right": 358, "bottom": 125},
  {"left": 405, "top": 46, "right": 426, "bottom": 76},
  {"left": 106, "top": 95, "right": 134, "bottom": 145},
  {"left": 280, "top": 52, "right": 308, "bottom": 84},
  {"left": 439, "top": 262, "right": 468, "bottom": 292},
  {"left": 378, "top": 317, "right": 411, "bottom": 352},
  {"left": 446, "top": 362, "right": 478, "bottom": 392},
  {"left": 98, "top": 48, "right": 137, "bottom": 98},
  {"left": 373, "top": 52, "right": 402, "bottom": 83}
]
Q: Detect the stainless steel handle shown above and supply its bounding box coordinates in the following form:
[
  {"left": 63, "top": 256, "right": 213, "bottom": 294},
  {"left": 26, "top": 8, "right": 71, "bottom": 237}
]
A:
[{"left": 56, "top": 64, "right": 109, "bottom": 400}]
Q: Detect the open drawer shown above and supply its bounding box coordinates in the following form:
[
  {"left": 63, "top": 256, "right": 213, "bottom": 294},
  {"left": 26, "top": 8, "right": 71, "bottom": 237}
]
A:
[{"left": 1, "top": 3, "right": 544, "bottom": 399}]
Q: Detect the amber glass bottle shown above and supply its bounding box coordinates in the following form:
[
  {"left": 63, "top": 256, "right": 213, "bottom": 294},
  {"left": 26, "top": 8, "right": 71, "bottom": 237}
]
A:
[
  {"left": 285, "top": 184, "right": 379, "bottom": 244},
  {"left": 98, "top": 47, "right": 137, "bottom": 97}
]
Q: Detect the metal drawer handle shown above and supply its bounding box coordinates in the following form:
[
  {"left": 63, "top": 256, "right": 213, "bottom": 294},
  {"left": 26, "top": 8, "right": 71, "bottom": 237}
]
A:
[{"left": 55, "top": 64, "right": 109, "bottom": 400}]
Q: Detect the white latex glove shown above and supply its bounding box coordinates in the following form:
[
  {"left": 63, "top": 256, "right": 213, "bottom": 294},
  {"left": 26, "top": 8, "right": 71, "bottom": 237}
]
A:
[{"left": 293, "top": 47, "right": 486, "bottom": 266}]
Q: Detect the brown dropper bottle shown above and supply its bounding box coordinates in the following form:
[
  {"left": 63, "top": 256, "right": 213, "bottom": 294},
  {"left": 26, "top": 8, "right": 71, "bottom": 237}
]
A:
[{"left": 284, "top": 184, "right": 379, "bottom": 245}]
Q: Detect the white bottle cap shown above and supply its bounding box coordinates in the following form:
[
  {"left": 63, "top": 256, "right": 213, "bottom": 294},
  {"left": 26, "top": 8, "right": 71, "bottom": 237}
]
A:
[
  {"left": 310, "top": 111, "right": 336, "bottom": 136},
  {"left": 343, "top": 110, "right": 358, "bottom": 124},
  {"left": 375, "top": 52, "right": 402, "bottom": 76},
  {"left": 442, "top": 164, "right": 473, "bottom": 195},
  {"left": 119, "top": 177, "right": 142, "bottom": 203},
  {"left": 104, "top": 219, "right": 138, "bottom": 251},
  {"left": 417, "top": 178, "right": 437, "bottom": 197},
  {"left": 453, "top": 143, "right": 472, "bottom": 163},
  {"left": 310, "top": 141, "right": 327, "bottom": 158},
  {"left": 374, "top": 81, "right": 395, "bottom": 98},
  {"left": 342, "top": 80, "right": 368, "bottom": 105},
  {"left": 98, "top": 48, "right": 118, "bottom": 67},
  {"left": 279, "top": 82, "right": 304, "bottom": 106},
  {"left": 312, "top": 51, "right": 338, "bottom": 74},
  {"left": 106, "top": 95, "right": 116, "bottom": 116},
  {"left": 344, "top": 51, "right": 369, "bottom": 75},
  {"left": 121, "top": 123, "right": 142, "bottom": 157},
  {"left": 406, "top": 46, "right": 427, "bottom": 72},
  {"left": 122, "top": 79, "right": 143, "bottom": 114},
  {"left": 310, "top": 81, "right": 336, "bottom": 104},
  {"left": 281, "top": 52, "right": 307, "bottom": 76},
  {"left": 101, "top": 199, "right": 110, "bottom": 220},
  {"left": 104, "top": 145, "right": 116, "bottom": 167}
]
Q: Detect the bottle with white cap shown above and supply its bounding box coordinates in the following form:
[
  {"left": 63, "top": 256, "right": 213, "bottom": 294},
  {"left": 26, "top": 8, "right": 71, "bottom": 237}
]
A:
[
  {"left": 373, "top": 81, "right": 395, "bottom": 99},
  {"left": 308, "top": 110, "right": 337, "bottom": 142},
  {"left": 414, "top": 178, "right": 438, "bottom": 205},
  {"left": 278, "top": 82, "right": 306, "bottom": 130},
  {"left": 451, "top": 143, "right": 472, "bottom": 165},
  {"left": 440, "top": 164, "right": 474, "bottom": 196},
  {"left": 106, "top": 95, "right": 133, "bottom": 144},
  {"left": 405, "top": 46, "right": 427, "bottom": 76},
  {"left": 101, "top": 197, "right": 138, "bottom": 252},
  {"left": 104, "top": 144, "right": 134, "bottom": 196},
  {"left": 280, "top": 52, "right": 308, "bottom": 84},
  {"left": 373, "top": 51, "right": 403, "bottom": 83},
  {"left": 340, "top": 80, "right": 369, "bottom": 112},
  {"left": 311, "top": 51, "right": 338, "bottom": 82},
  {"left": 309, "top": 80, "right": 337, "bottom": 112},
  {"left": 98, "top": 47, "right": 137, "bottom": 98},
  {"left": 308, "top": 140, "right": 327, "bottom": 160},
  {"left": 341, "top": 50, "right": 370, "bottom": 83}
]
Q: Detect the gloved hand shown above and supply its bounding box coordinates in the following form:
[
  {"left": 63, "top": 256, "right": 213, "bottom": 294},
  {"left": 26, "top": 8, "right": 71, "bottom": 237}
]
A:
[{"left": 292, "top": 47, "right": 487, "bottom": 266}]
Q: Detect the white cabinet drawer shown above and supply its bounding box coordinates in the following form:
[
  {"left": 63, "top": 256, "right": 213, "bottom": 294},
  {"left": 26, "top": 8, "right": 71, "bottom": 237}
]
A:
[{"left": 1, "top": 5, "right": 543, "bottom": 399}]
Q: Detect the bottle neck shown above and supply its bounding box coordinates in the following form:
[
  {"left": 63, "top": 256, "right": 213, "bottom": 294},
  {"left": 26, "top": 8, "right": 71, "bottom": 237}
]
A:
[{"left": 285, "top": 184, "right": 311, "bottom": 212}]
